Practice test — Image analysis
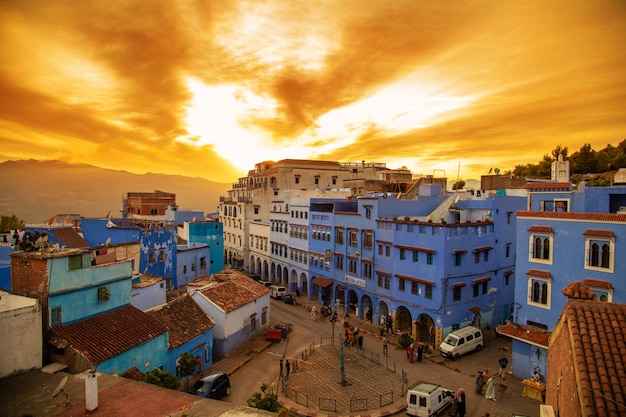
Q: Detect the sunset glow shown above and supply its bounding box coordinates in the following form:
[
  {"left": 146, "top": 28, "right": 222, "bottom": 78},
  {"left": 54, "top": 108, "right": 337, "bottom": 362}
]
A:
[{"left": 1, "top": 1, "right": 624, "bottom": 182}]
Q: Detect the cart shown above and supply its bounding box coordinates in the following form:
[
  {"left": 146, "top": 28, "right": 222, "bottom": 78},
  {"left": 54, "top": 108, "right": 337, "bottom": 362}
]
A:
[{"left": 266, "top": 324, "right": 291, "bottom": 342}]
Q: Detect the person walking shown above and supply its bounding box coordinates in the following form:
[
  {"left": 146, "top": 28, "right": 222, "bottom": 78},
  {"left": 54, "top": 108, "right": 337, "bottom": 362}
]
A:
[
  {"left": 456, "top": 388, "right": 466, "bottom": 417},
  {"left": 357, "top": 334, "right": 363, "bottom": 349},
  {"left": 417, "top": 341, "right": 424, "bottom": 362},
  {"left": 475, "top": 370, "right": 484, "bottom": 394},
  {"left": 498, "top": 356, "right": 509, "bottom": 379},
  {"left": 279, "top": 358, "right": 284, "bottom": 378},
  {"left": 196, "top": 356, "right": 203, "bottom": 374},
  {"left": 484, "top": 377, "right": 496, "bottom": 401},
  {"left": 386, "top": 315, "right": 393, "bottom": 335},
  {"left": 382, "top": 337, "right": 388, "bottom": 356},
  {"left": 285, "top": 360, "right": 290, "bottom": 377}
]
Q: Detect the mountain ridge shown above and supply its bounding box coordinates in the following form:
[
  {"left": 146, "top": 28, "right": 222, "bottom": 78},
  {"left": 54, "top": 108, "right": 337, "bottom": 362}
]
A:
[{"left": 0, "top": 159, "right": 233, "bottom": 222}]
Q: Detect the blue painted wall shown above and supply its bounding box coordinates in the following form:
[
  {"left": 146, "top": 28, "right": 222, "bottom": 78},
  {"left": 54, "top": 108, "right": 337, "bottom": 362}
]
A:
[
  {"left": 176, "top": 244, "right": 211, "bottom": 287},
  {"left": 95, "top": 334, "right": 169, "bottom": 375},
  {"left": 47, "top": 253, "right": 133, "bottom": 325},
  {"left": 170, "top": 329, "right": 213, "bottom": 377},
  {"left": 188, "top": 221, "right": 225, "bottom": 275}
]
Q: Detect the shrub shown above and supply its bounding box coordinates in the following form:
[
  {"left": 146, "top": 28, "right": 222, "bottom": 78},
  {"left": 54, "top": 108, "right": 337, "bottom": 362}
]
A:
[{"left": 399, "top": 333, "right": 414, "bottom": 349}]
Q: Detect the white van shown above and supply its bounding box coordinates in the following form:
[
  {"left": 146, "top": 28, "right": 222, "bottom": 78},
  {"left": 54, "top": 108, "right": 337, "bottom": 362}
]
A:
[
  {"left": 406, "top": 383, "right": 455, "bottom": 417},
  {"left": 270, "top": 285, "right": 287, "bottom": 299},
  {"left": 439, "top": 326, "right": 483, "bottom": 359}
]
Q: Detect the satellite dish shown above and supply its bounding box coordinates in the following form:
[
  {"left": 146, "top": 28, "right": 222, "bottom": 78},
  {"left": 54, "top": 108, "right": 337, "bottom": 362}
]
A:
[
  {"left": 106, "top": 219, "right": 116, "bottom": 229},
  {"left": 52, "top": 375, "right": 68, "bottom": 398},
  {"left": 192, "top": 217, "right": 197, "bottom": 222},
  {"left": 382, "top": 192, "right": 388, "bottom": 199},
  {"left": 105, "top": 237, "right": 111, "bottom": 246}
]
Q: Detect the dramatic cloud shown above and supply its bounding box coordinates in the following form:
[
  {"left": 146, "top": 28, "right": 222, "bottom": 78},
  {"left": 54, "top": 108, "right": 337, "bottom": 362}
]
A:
[{"left": 1, "top": 0, "right": 625, "bottom": 182}]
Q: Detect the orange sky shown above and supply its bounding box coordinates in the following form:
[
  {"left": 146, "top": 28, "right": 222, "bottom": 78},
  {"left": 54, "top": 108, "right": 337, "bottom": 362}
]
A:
[{"left": 1, "top": 1, "right": 625, "bottom": 183}]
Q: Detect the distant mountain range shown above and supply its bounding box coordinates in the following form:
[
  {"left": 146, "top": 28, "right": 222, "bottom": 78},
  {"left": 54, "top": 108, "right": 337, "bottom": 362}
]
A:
[{"left": 0, "top": 160, "right": 232, "bottom": 222}]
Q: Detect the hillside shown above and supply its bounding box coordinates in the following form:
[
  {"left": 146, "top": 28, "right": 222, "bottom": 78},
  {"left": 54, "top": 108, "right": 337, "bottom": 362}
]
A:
[{"left": 0, "top": 160, "right": 233, "bottom": 222}]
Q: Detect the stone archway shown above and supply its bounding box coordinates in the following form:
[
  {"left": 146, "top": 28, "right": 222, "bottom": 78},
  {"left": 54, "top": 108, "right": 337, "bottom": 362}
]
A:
[
  {"left": 290, "top": 269, "right": 298, "bottom": 292},
  {"left": 395, "top": 306, "right": 413, "bottom": 333},
  {"left": 299, "top": 272, "right": 308, "bottom": 296},
  {"left": 377, "top": 301, "right": 390, "bottom": 328},
  {"left": 360, "top": 294, "right": 373, "bottom": 323},
  {"left": 415, "top": 313, "right": 436, "bottom": 348},
  {"left": 347, "top": 289, "right": 359, "bottom": 316}
]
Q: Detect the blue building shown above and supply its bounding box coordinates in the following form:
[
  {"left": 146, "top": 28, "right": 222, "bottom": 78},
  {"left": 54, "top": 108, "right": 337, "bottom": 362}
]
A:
[
  {"left": 186, "top": 220, "right": 225, "bottom": 276},
  {"left": 500, "top": 179, "right": 626, "bottom": 381},
  {"left": 10, "top": 246, "right": 169, "bottom": 375},
  {"left": 176, "top": 243, "right": 211, "bottom": 288},
  {"left": 308, "top": 185, "right": 525, "bottom": 348}
]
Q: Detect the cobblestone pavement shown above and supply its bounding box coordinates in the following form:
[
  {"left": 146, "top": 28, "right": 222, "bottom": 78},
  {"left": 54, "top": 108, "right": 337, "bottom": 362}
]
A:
[{"left": 278, "top": 343, "right": 406, "bottom": 417}]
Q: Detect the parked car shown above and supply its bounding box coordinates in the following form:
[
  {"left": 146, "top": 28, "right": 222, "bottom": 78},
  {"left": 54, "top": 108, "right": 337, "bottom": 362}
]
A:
[
  {"left": 406, "top": 382, "right": 455, "bottom": 417},
  {"left": 282, "top": 293, "right": 297, "bottom": 305},
  {"left": 439, "top": 326, "right": 483, "bottom": 359},
  {"left": 270, "top": 285, "right": 287, "bottom": 299},
  {"left": 189, "top": 371, "right": 231, "bottom": 400}
]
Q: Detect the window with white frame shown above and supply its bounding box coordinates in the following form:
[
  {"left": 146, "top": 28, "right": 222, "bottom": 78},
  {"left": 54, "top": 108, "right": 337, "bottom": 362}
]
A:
[
  {"left": 528, "top": 276, "right": 551, "bottom": 308},
  {"left": 584, "top": 236, "right": 614, "bottom": 272},
  {"left": 530, "top": 234, "right": 552, "bottom": 263}
]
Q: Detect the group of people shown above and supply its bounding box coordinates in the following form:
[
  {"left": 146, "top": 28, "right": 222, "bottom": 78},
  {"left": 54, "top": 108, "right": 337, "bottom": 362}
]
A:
[
  {"left": 344, "top": 326, "right": 364, "bottom": 348},
  {"left": 406, "top": 341, "right": 425, "bottom": 363}
]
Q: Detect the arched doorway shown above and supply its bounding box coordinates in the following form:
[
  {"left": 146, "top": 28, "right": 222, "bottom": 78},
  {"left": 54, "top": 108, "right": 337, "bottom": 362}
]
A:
[
  {"left": 299, "top": 272, "right": 308, "bottom": 296},
  {"left": 415, "top": 313, "right": 436, "bottom": 348},
  {"left": 395, "top": 306, "right": 413, "bottom": 333},
  {"left": 377, "top": 301, "right": 390, "bottom": 327},
  {"left": 347, "top": 290, "right": 359, "bottom": 316},
  {"left": 360, "top": 295, "right": 373, "bottom": 323}
]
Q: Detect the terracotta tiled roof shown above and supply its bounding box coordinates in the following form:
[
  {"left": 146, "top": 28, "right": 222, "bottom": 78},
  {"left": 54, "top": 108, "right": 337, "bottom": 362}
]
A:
[
  {"left": 528, "top": 226, "right": 554, "bottom": 233},
  {"left": 496, "top": 323, "right": 550, "bottom": 347},
  {"left": 51, "top": 228, "right": 89, "bottom": 248},
  {"left": 49, "top": 305, "right": 168, "bottom": 364},
  {"left": 583, "top": 229, "right": 616, "bottom": 237},
  {"left": 147, "top": 294, "right": 215, "bottom": 349},
  {"left": 526, "top": 269, "right": 552, "bottom": 279},
  {"left": 583, "top": 279, "right": 613, "bottom": 289},
  {"left": 525, "top": 182, "right": 571, "bottom": 190},
  {"left": 517, "top": 211, "right": 626, "bottom": 222},
  {"left": 312, "top": 277, "right": 334, "bottom": 288},
  {"left": 119, "top": 366, "right": 145, "bottom": 381},
  {"left": 562, "top": 281, "right": 597, "bottom": 300},
  {"left": 200, "top": 274, "right": 269, "bottom": 313},
  {"left": 563, "top": 300, "right": 626, "bottom": 417}
]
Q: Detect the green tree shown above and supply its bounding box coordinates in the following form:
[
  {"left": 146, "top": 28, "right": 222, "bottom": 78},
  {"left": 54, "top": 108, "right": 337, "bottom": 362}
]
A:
[
  {"left": 145, "top": 368, "right": 180, "bottom": 390},
  {"left": 0, "top": 215, "right": 25, "bottom": 232},
  {"left": 177, "top": 352, "right": 199, "bottom": 391},
  {"left": 551, "top": 144, "right": 569, "bottom": 160},
  {"left": 536, "top": 154, "right": 553, "bottom": 178},
  {"left": 571, "top": 143, "right": 599, "bottom": 174},
  {"left": 247, "top": 383, "right": 281, "bottom": 412}
]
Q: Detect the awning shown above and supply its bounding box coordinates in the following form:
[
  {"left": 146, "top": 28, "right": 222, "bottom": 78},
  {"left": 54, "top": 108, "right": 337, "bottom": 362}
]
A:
[
  {"left": 312, "top": 277, "right": 334, "bottom": 288},
  {"left": 468, "top": 306, "right": 481, "bottom": 313}
]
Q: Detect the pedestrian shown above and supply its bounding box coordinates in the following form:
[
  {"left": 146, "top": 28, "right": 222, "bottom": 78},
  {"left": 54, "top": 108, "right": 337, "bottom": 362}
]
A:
[
  {"left": 475, "top": 370, "right": 484, "bottom": 394},
  {"left": 498, "top": 356, "right": 509, "bottom": 379},
  {"left": 279, "top": 358, "right": 283, "bottom": 377},
  {"left": 196, "top": 356, "right": 203, "bottom": 374},
  {"left": 456, "top": 388, "right": 466, "bottom": 417},
  {"left": 357, "top": 334, "right": 363, "bottom": 348},
  {"left": 417, "top": 341, "right": 424, "bottom": 362},
  {"left": 484, "top": 377, "right": 496, "bottom": 401},
  {"left": 285, "top": 360, "right": 290, "bottom": 377},
  {"left": 386, "top": 315, "right": 393, "bottom": 335},
  {"left": 407, "top": 343, "right": 415, "bottom": 363},
  {"left": 295, "top": 287, "right": 300, "bottom": 297},
  {"left": 382, "top": 337, "right": 388, "bottom": 356},
  {"left": 175, "top": 355, "right": 181, "bottom": 377},
  {"left": 311, "top": 306, "right": 317, "bottom": 321}
]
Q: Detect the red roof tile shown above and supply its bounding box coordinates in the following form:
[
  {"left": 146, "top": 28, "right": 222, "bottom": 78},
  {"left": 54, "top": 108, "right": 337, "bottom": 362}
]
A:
[
  {"left": 562, "top": 300, "right": 626, "bottom": 417},
  {"left": 51, "top": 228, "right": 89, "bottom": 248},
  {"left": 49, "top": 305, "right": 167, "bottom": 364},
  {"left": 528, "top": 226, "right": 554, "bottom": 233},
  {"left": 200, "top": 273, "right": 269, "bottom": 313},
  {"left": 517, "top": 211, "right": 626, "bottom": 222},
  {"left": 496, "top": 323, "right": 550, "bottom": 347},
  {"left": 583, "top": 229, "right": 616, "bottom": 237},
  {"left": 147, "top": 294, "right": 214, "bottom": 349},
  {"left": 583, "top": 279, "right": 613, "bottom": 290},
  {"left": 562, "top": 281, "right": 597, "bottom": 300},
  {"left": 526, "top": 269, "right": 552, "bottom": 279}
]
